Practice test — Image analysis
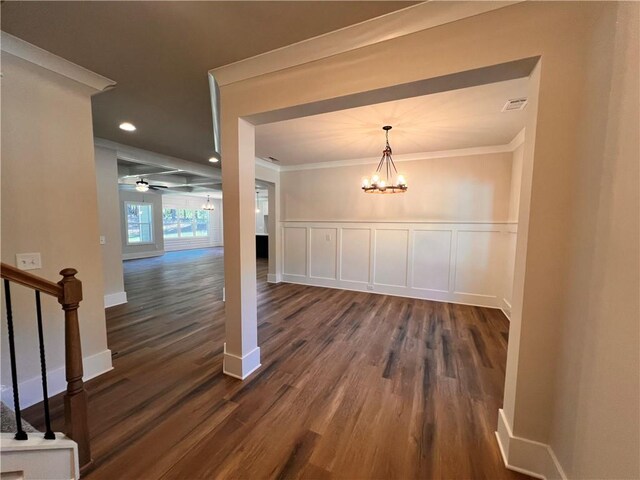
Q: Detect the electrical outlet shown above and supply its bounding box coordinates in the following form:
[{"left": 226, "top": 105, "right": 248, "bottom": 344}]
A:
[
  {"left": 16, "top": 253, "right": 42, "bottom": 271},
  {"left": 99, "top": 236, "right": 106, "bottom": 245},
  {"left": 367, "top": 285, "right": 374, "bottom": 291}
]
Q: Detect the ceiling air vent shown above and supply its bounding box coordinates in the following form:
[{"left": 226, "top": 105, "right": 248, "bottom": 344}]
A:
[
  {"left": 502, "top": 98, "right": 528, "bottom": 112},
  {"left": 266, "top": 156, "right": 280, "bottom": 163}
]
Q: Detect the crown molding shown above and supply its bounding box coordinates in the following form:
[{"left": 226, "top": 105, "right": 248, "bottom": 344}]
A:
[
  {"left": 273, "top": 142, "right": 521, "bottom": 173},
  {"left": 1, "top": 31, "right": 116, "bottom": 93},
  {"left": 508, "top": 128, "right": 526, "bottom": 150},
  {"left": 256, "top": 157, "right": 281, "bottom": 172},
  {"left": 210, "top": 1, "right": 523, "bottom": 87}
]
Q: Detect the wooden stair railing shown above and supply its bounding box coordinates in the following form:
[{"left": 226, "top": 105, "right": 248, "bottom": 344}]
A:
[{"left": 1, "top": 263, "right": 91, "bottom": 470}]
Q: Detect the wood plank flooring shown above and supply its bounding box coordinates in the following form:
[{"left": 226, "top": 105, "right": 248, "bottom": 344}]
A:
[{"left": 24, "top": 247, "right": 527, "bottom": 479}]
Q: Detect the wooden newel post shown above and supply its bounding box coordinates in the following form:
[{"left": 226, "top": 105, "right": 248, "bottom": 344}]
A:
[{"left": 58, "top": 268, "right": 92, "bottom": 470}]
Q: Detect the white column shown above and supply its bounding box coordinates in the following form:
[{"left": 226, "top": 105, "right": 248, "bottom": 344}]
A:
[
  {"left": 267, "top": 182, "right": 281, "bottom": 283},
  {"left": 222, "top": 118, "right": 261, "bottom": 379}
]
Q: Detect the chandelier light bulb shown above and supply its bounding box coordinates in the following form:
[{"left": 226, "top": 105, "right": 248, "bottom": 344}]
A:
[
  {"left": 397, "top": 174, "right": 406, "bottom": 186},
  {"left": 378, "top": 179, "right": 386, "bottom": 189},
  {"left": 371, "top": 174, "right": 380, "bottom": 185},
  {"left": 362, "top": 178, "right": 370, "bottom": 188}
]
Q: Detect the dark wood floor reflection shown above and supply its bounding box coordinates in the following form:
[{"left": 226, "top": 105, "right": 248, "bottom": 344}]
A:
[{"left": 25, "top": 247, "right": 527, "bottom": 479}]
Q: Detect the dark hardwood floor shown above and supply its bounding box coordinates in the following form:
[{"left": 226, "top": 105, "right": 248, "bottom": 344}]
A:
[{"left": 25, "top": 247, "right": 527, "bottom": 479}]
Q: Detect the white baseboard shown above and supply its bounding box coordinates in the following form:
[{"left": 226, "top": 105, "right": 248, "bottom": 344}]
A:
[
  {"left": 122, "top": 250, "right": 164, "bottom": 260},
  {"left": 104, "top": 291, "right": 127, "bottom": 308},
  {"left": 281, "top": 275, "right": 501, "bottom": 309},
  {"left": 1, "top": 349, "right": 113, "bottom": 409},
  {"left": 496, "top": 409, "right": 566, "bottom": 480},
  {"left": 267, "top": 273, "right": 282, "bottom": 284},
  {"left": 222, "top": 343, "right": 261, "bottom": 380}
]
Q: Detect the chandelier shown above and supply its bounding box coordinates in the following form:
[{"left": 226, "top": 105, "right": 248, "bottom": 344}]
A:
[
  {"left": 202, "top": 195, "right": 215, "bottom": 211},
  {"left": 361, "top": 126, "right": 407, "bottom": 194}
]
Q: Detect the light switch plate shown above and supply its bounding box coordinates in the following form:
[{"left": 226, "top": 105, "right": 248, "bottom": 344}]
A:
[{"left": 16, "top": 253, "right": 42, "bottom": 271}]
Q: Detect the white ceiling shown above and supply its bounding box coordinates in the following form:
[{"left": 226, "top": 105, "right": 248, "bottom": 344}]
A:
[{"left": 255, "top": 77, "right": 528, "bottom": 166}]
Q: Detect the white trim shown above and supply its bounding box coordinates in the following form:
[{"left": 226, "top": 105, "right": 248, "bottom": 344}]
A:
[
  {"left": 267, "top": 273, "right": 282, "bottom": 284},
  {"left": 1, "top": 349, "right": 113, "bottom": 409},
  {"left": 256, "top": 157, "right": 281, "bottom": 172},
  {"left": 1, "top": 31, "right": 116, "bottom": 93},
  {"left": 283, "top": 220, "right": 517, "bottom": 225},
  {"left": 222, "top": 344, "right": 261, "bottom": 380},
  {"left": 508, "top": 128, "right": 526, "bottom": 150},
  {"left": 95, "top": 138, "right": 221, "bottom": 180},
  {"left": 104, "top": 291, "right": 127, "bottom": 308},
  {"left": 122, "top": 250, "right": 164, "bottom": 261},
  {"left": 276, "top": 143, "right": 519, "bottom": 172},
  {"left": 496, "top": 409, "right": 567, "bottom": 480},
  {"left": 210, "top": 2, "right": 522, "bottom": 86}
]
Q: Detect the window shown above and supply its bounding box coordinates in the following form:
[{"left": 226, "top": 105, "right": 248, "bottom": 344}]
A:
[
  {"left": 163, "top": 207, "right": 209, "bottom": 239},
  {"left": 126, "top": 203, "right": 153, "bottom": 244}
]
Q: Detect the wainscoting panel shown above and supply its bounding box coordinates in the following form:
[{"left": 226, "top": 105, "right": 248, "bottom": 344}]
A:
[
  {"left": 340, "top": 228, "right": 371, "bottom": 284},
  {"left": 412, "top": 229, "right": 452, "bottom": 292},
  {"left": 454, "top": 229, "right": 504, "bottom": 299},
  {"left": 374, "top": 229, "right": 409, "bottom": 287},
  {"left": 281, "top": 221, "right": 517, "bottom": 308},
  {"left": 283, "top": 227, "right": 307, "bottom": 276},
  {"left": 309, "top": 228, "right": 337, "bottom": 280}
]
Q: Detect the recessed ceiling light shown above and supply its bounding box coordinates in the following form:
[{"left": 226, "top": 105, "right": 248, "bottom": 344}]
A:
[
  {"left": 209, "top": 157, "right": 219, "bottom": 163},
  {"left": 119, "top": 122, "right": 136, "bottom": 132}
]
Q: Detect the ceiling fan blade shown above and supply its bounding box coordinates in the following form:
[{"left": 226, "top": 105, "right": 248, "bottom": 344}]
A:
[{"left": 149, "top": 185, "right": 168, "bottom": 190}]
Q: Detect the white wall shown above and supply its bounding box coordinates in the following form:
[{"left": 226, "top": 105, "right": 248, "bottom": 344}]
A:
[
  {"left": 94, "top": 146, "right": 126, "bottom": 307},
  {"left": 281, "top": 152, "right": 514, "bottom": 222},
  {"left": 162, "top": 194, "right": 223, "bottom": 251},
  {"left": 548, "top": 3, "right": 640, "bottom": 478},
  {"left": 502, "top": 139, "right": 525, "bottom": 317},
  {"left": 280, "top": 150, "right": 520, "bottom": 308},
  {"left": 119, "top": 190, "right": 164, "bottom": 260},
  {"left": 1, "top": 51, "right": 112, "bottom": 407}
]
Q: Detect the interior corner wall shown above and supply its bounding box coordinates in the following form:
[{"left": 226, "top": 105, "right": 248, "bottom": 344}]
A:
[
  {"left": 548, "top": 3, "right": 640, "bottom": 478},
  {"left": 508, "top": 141, "right": 525, "bottom": 223},
  {"left": 501, "top": 140, "right": 525, "bottom": 317},
  {"left": 1, "top": 53, "right": 111, "bottom": 407},
  {"left": 94, "top": 145, "right": 126, "bottom": 306},
  {"left": 119, "top": 190, "right": 164, "bottom": 260}
]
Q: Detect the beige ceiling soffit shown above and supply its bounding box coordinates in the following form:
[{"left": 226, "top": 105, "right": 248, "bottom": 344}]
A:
[
  {"left": 278, "top": 143, "right": 518, "bottom": 172},
  {"left": 508, "top": 128, "right": 526, "bottom": 150},
  {"left": 1, "top": 31, "right": 116, "bottom": 92},
  {"left": 210, "top": 1, "right": 523, "bottom": 87},
  {"left": 95, "top": 138, "right": 221, "bottom": 180}
]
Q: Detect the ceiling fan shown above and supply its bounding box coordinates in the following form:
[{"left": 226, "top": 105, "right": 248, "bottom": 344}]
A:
[{"left": 134, "top": 178, "right": 168, "bottom": 192}]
